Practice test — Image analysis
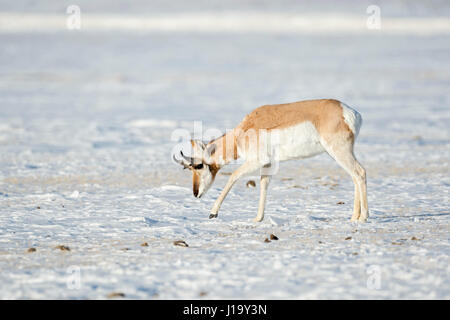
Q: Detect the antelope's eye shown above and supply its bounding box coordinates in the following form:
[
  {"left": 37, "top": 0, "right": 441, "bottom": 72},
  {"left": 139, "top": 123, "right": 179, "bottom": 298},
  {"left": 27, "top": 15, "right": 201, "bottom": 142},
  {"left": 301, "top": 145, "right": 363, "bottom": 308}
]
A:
[{"left": 193, "top": 163, "right": 204, "bottom": 170}]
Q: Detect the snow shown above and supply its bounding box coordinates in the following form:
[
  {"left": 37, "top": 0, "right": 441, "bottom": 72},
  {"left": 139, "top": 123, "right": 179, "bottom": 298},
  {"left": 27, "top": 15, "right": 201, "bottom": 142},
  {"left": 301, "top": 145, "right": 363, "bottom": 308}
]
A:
[
  {"left": 0, "top": 1, "right": 449, "bottom": 299},
  {"left": 2, "top": 12, "right": 450, "bottom": 35}
]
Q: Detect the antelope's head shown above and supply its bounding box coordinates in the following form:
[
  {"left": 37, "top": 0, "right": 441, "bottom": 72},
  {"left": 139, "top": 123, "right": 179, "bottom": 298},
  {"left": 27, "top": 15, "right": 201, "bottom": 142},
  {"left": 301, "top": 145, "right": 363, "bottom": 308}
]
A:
[{"left": 173, "top": 140, "right": 219, "bottom": 198}]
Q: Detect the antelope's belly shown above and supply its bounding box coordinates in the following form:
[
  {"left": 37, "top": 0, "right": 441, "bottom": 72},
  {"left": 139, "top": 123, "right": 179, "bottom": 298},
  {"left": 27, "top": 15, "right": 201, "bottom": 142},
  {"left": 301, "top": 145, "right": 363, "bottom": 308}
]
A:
[
  {"left": 271, "top": 121, "right": 325, "bottom": 161},
  {"left": 238, "top": 121, "right": 325, "bottom": 163}
]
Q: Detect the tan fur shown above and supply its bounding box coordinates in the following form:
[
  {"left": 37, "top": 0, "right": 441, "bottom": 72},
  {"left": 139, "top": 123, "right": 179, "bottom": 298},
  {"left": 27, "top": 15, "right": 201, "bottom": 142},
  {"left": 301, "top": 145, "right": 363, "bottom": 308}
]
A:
[
  {"left": 207, "top": 131, "right": 239, "bottom": 165},
  {"left": 192, "top": 172, "right": 200, "bottom": 196},
  {"left": 238, "top": 99, "right": 353, "bottom": 141},
  {"left": 209, "top": 163, "right": 220, "bottom": 179}
]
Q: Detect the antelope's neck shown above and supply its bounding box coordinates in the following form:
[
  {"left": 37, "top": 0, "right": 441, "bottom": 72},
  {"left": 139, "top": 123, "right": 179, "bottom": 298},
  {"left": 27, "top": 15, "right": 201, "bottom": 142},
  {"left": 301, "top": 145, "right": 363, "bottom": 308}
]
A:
[{"left": 208, "top": 130, "right": 239, "bottom": 168}]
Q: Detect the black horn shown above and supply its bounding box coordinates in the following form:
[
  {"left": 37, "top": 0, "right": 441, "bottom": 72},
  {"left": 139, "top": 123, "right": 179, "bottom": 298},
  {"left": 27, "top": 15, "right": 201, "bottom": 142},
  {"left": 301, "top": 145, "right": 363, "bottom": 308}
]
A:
[
  {"left": 180, "top": 151, "right": 195, "bottom": 164},
  {"left": 173, "top": 153, "right": 190, "bottom": 169}
]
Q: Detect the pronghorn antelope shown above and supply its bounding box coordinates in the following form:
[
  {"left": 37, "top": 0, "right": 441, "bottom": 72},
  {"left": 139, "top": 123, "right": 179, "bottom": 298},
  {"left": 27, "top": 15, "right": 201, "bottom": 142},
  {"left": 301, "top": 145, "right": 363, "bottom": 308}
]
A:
[{"left": 174, "top": 99, "right": 368, "bottom": 222}]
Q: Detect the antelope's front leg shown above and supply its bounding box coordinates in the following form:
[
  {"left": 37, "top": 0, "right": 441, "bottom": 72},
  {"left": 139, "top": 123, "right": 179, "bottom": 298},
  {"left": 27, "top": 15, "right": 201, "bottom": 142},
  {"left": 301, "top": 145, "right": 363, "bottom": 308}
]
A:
[
  {"left": 253, "top": 175, "right": 271, "bottom": 222},
  {"left": 209, "top": 161, "right": 260, "bottom": 219}
]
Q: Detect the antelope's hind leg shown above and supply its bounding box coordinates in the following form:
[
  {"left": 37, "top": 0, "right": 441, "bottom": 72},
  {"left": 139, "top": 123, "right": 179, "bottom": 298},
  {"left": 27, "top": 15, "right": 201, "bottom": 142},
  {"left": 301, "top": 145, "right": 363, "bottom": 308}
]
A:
[
  {"left": 322, "top": 140, "right": 368, "bottom": 222},
  {"left": 351, "top": 177, "right": 361, "bottom": 221}
]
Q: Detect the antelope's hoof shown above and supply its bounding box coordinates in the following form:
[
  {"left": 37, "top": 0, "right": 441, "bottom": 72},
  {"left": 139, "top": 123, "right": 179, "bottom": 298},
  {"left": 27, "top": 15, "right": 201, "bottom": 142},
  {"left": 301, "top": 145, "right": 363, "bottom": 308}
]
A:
[
  {"left": 209, "top": 213, "right": 218, "bottom": 219},
  {"left": 351, "top": 215, "right": 367, "bottom": 223}
]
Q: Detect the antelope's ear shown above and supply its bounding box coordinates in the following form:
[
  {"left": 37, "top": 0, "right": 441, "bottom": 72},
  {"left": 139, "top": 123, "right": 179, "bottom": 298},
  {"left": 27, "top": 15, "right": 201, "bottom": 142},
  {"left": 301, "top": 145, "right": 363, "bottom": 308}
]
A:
[
  {"left": 206, "top": 144, "right": 216, "bottom": 157},
  {"left": 190, "top": 139, "right": 207, "bottom": 160},
  {"left": 190, "top": 139, "right": 206, "bottom": 149},
  {"left": 204, "top": 143, "right": 216, "bottom": 164}
]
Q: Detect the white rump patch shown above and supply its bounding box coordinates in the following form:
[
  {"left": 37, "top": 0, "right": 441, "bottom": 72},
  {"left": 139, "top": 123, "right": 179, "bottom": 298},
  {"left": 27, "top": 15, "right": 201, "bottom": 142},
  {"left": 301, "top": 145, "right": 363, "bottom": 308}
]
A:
[{"left": 341, "top": 103, "right": 362, "bottom": 137}]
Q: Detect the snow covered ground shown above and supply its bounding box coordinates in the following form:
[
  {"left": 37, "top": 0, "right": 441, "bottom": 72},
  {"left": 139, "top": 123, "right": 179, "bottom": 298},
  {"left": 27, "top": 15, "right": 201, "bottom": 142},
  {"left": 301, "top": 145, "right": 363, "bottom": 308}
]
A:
[{"left": 0, "top": 1, "right": 449, "bottom": 299}]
